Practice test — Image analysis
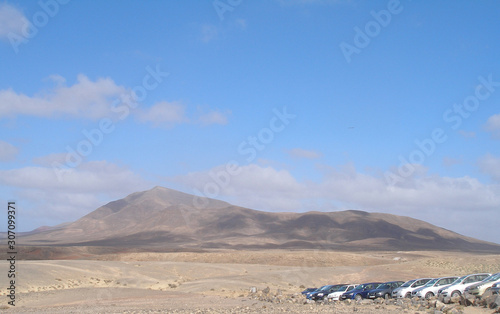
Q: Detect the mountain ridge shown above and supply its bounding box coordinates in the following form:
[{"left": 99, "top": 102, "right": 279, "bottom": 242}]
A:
[{"left": 20, "top": 186, "right": 500, "bottom": 253}]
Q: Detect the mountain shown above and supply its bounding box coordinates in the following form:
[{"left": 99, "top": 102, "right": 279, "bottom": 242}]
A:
[{"left": 21, "top": 186, "right": 500, "bottom": 252}]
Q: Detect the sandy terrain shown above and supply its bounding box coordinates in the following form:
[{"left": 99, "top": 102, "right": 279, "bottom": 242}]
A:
[{"left": 1, "top": 250, "right": 499, "bottom": 313}]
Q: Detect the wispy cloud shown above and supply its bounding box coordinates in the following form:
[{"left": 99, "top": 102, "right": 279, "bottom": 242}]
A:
[
  {"left": 287, "top": 148, "right": 322, "bottom": 159},
  {"left": 201, "top": 24, "right": 218, "bottom": 43},
  {"left": 484, "top": 114, "right": 500, "bottom": 139},
  {"left": 478, "top": 154, "right": 500, "bottom": 183},
  {"left": 136, "top": 101, "right": 188, "bottom": 128},
  {"left": 442, "top": 156, "right": 462, "bottom": 167},
  {"left": 197, "top": 109, "right": 230, "bottom": 126},
  {"left": 0, "top": 3, "right": 28, "bottom": 40},
  {"left": 0, "top": 140, "right": 19, "bottom": 162}
]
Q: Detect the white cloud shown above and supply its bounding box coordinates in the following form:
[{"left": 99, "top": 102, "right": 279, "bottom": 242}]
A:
[
  {"left": 0, "top": 3, "right": 28, "bottom": 40},
  {"left": 478, "top": 154, "right": 500, "bottom": 182},
  {"left": 198, "top": 109, "right": 230, "bottom": 126},
  {"left": 0, "top": 160, "right": 150, "bottom": 223},
  {"left": 136, "top": 101, "right": 187, "bottom": 127},
  {"left": 175, "top": 164, "right": 305, "bottom": 211},
  {"left": 0, "top": 74, "right": 127, "bottom": 119},
  {"left": 0, "top": 140, "right": 19, "bottom": 161},
  {"left": 484, "top": 114, "right": 500, "bottom": 139},
  {"left": 287, "top": 148, "right": 322, "bottom": 159}
]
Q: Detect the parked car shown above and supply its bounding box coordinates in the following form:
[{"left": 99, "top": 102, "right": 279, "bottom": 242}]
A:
[
  {"left": 327, "top": 284, "right": 359, "bottom": 301},
  {"left": 491, "top": 282, "right": 499, "bottom": 295},
  {"left": 438, "top": 273, "right": 491, "bottom": 298},
  {"left": 465, "top": 272, "right": 500, "bottom": 298},
  {"left": 310, "top": 284, "right": 346, "bottom": 301},
  {"left": 367, "top": 281, "right": 404, "bottom": 299},
  {"left": 340, "top": 282, "right": 382, "bottom": 301},
  {"left": 301, "top": 287, "right": 317, "bottom": 295},
  {"left": 412, "top": 276, "right": 458, "bottom": 299},
  {"left": 392, "top": 278, "right": 433, "bottom": 299}
]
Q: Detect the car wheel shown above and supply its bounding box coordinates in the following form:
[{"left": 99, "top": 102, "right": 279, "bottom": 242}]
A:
[
  {"left": 451, "top": 291, "right": 461, "bottom": 298},
  {"left": 405, "top": 292, "right": 412, "bottom": 298},
  {"left": 425, "top": 292, "right": 434, "bottom": 299},
  {"left": 384, "top": 293, "right": 390, "bottom": 299},
  {"left": 354, "top": 294, "right": 362, "bottom": 301}
]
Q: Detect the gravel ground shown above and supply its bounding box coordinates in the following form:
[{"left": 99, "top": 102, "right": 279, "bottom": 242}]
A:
[{"left": 2, "top": 288, "right": 497, "bottom": 314}]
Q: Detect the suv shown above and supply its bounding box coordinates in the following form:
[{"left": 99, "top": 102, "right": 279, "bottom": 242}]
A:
[
  {"left": 367, "top": 281, "right": 404, "bottom": 299},
  {"left": 392, "top": 278, "right": 433, "bottom": 298},
  {"left": 340, "top": 282, "right": 382, "bottom": 301},
  {"left": 412, "top": 276, "right": 458, "bottom": 299},
  {"left": 327, "top": 284, "right": 359, "bottom": 301},
  {"left": 438, "top": 273, "right": 491, "bottom": 298},
  {"left": 465, "top": 272, "right": 500, "bottom": 298}
]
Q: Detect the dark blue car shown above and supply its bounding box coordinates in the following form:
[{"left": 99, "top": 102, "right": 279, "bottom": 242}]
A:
[
  {"left": 301, "top": 287, "right": 317, "bottom": 295},
  {"left": 367, "top": 281, "right": 404, "bottom": 299},
  {"left": 340, "top": 282, "right": 382, "bottom": 301}
]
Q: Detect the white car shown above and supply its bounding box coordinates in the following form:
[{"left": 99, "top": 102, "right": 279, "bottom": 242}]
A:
[
  {"left": 327, "top": 284, "right": 358, "bottom": 301},
  {"left": 412, "top": 276, "right": 458, "bottom": 299},
  {"left": 438, "top": 273, "right": 491, "bottom": 298},
  {"left": 392, "top": 278, "right": 433, "bottom": 298}
]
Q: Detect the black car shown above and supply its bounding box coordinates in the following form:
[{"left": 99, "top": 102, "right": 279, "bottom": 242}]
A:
[
  {"left": 301, "top": 287, "right": 317, "bottom": 295},
  {"left": 367, "top": 281, "right": 405, "bottom": 299},
  {"left": 310, "top": 284, "right": 346, "bottom": 301},
  {"left": 340, "top": 282, "right": 382, "bottom": 301}
]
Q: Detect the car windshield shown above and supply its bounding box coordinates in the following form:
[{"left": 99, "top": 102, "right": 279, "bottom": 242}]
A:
[
  {"left": 337, "top": 285, "right": 348, "bottom": 292},
  {"left": 319, "top": 285, "right": 333, "bottom": 291},
  {"left": 449, "top": 275, "right": 467, "bottom": 286},
  {"left": 377, "top": 284, "right": 391, "bottom": 289},
  {"left": 353, "top": 284, "right": 366, "bottom": 290},
  {"left": 401, "top": 280, "right": 416, "bottom": 287},
  {"left": 424, "top": 279, "right": 438, "bottom": 287},
  {"left": 483, "top": 273, "right": 500, "bottom": 282}
]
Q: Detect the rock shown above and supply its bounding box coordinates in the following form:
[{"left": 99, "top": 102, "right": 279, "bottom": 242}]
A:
[
  {"left": 488, "top": 295, "right": 500, "bottom": 309},
  {"left": 443, "top": 296, "right": 451, "bottom": 304},
  {"left": 262, "top": 286, "right": 270, "bottom": 295},
  {"left": 276, "top": 289, "right": 282, "bottom": 296},
  {"left": 249, "top": 287, "right": 257, "bottom": 294},
  {"left": 460, "top": 295, "right": 475, "bottom": 306},
  {"left": 483, "top": 289, "right": 494, "bottom": 300},
  {"left": 450, "top": 295, "right": 461, "bottom": 303},
  {"left": 435, "top": 300, "right": 446, "bottom": 311},
  {"left": 359, "top": 299, "right": 373, "bottom": 305}
]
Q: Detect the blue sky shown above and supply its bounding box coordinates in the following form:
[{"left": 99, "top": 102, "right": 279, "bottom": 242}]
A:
[{"left": 1, "top": 0, "right": 500, "bottom": 243}]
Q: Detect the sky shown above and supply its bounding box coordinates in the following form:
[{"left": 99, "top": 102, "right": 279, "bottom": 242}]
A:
[{"left": 0, "top": 0, "right": 499, "bottom": 243}]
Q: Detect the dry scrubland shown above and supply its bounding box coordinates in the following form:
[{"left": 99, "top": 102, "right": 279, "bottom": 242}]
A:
[{"left": 1, "top": 250, "right": 500, "bottom": 313}]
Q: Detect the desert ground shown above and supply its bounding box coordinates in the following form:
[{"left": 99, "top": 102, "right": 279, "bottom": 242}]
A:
[{"left": 1, "top": 249, "right": 500, "bottom": 313}]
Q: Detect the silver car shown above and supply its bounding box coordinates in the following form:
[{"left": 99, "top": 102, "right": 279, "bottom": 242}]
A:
[
  {"left": 412, "top": 276, "right": 458, "bottom": 299},
  {"left": 438, "top": 273, "right": 491, "bottom": 298},
  {"left": 392, "top": 278, "right": 433, "bottom": 298}
]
